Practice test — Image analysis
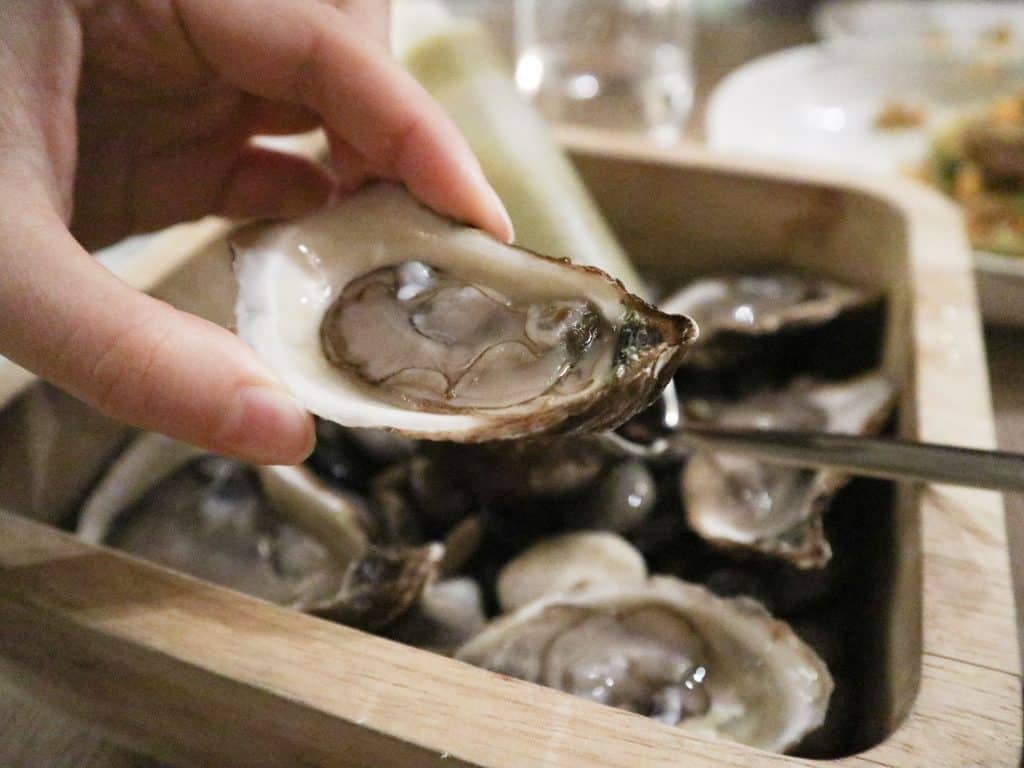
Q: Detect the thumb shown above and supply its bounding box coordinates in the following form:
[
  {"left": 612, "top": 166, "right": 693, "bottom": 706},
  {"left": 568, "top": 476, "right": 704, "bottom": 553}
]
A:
[{"left": 0, "top": 207, "right": 314, "bottom": 464}]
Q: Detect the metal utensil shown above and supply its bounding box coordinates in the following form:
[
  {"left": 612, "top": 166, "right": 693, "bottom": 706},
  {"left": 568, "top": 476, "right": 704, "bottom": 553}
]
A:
[{"left": 601, "top": 425, "right": 1024, "bottom": 492}]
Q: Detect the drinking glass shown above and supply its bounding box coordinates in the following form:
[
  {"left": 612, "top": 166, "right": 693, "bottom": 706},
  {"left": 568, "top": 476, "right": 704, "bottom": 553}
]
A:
[{"left": 515, "top": 0, "right": 696, "bottom": 144}]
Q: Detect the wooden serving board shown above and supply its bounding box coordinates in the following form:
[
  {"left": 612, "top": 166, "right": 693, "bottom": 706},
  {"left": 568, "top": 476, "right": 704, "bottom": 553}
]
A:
[{"left": 0, "top": 132, "right": 1018, "bottom": 767}]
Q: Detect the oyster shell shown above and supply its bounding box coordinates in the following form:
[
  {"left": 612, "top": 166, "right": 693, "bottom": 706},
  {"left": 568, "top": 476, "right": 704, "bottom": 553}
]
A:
[
  {"left": 81, "top": 440, "right": 345, "bottom": 606},
  {"left": 576, "top": 459, "right": 657, "bottom": 533},
  {"left": 79, "top": 434, "right": 371, "bottom": 562},
  {"left": 411, "top": 436, "right": 609, "bottom": 509},
  {"left": 683, "top": 373, "right": 895, "bottom": 568},
  {"left": 343, "top": 425, "right": 419, "bottom": 464},
  {"left": 660, "top": 273, "right": 876, "bottom": 372},
  {"left": 368, "top": 462, "right": 431, "bottom": 544},
  {"left": 496, "top": 532, "right": 647, "bottom": 612},
  {"left": 307, "top": 542, "right": 444, "bottom": 631},
  {"left": 0, "top": 382, "right": 131, "bottom": 525},
  {"left": 256, "top": 463, "right": 370, "bottom": 565},
  {"left": 77, "top": 433, "right": 441, "bottom": 630},
  {"left": 457, "top": 577, "right": 833, "bottom": 752},
  {"left": 388, "top": 577, "right": 487, "bottom": 656},
  {"left": 78, "top": 432, "right": 203, "bottom": 545},
  {"left": 232, "top": 184, "right": 696, "bottom": 442}
]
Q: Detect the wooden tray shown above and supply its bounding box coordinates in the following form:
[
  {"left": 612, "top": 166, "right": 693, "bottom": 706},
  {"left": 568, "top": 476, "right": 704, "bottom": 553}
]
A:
[{"left": 0, "top": 132, "right": 1018, "bottom": 767}]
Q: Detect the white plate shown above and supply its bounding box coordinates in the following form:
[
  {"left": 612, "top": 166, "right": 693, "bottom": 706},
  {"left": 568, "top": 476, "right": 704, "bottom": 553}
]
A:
[
  {"left": 705, "top": 43, "right": 1024, "bottom": 325},
  {"left": 815, "top": 0, "right": 1024, "bottom": 55}
]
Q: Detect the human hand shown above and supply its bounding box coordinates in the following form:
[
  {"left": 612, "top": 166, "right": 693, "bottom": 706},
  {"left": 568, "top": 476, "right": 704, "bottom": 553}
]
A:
[{"left": 0, "top": 0, "right": 512, "bottom": 464}]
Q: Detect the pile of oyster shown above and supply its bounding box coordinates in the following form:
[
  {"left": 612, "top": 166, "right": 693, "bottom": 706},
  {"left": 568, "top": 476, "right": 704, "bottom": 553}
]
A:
[{"left": 76, "top": 189, "right": 894, "bottom": 757}]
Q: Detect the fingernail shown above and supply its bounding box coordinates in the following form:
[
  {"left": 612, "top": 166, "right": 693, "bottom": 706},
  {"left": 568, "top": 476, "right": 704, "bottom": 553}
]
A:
[
  {"left": 461, "top": 153, "right": 515, "bottom": 243},
  {"left": 485, "top": 184, "right": 515, "bottom": 243},
  {"left": 218, "top": 386, "right": 315, "bottom": 464}
]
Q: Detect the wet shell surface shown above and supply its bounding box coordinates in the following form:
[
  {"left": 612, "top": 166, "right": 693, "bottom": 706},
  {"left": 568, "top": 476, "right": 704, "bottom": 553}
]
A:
[
  {"left": 457, "top": 576, "right": 833, "bottom": 752},
  {"left": 661, "top": 273, "right": 870, "bottom": 341},
  {"left": 77, "top": 432, "right": 440, "bottom": 630},
  {"left": 660, "top": 273, "right": 875, "bottom": 370},
  {"left": 78, "top": 435, "right": 347, "bottom": 606},
  {"left": 77, "top": 432, "right": 204, "bottom": 545},
  {"left": 496, "top": 531, "right": 648, "bottom": 612},
  {"left": 232, "top": 184, "right": 697, "bottom": 442},
  {"left": 256, "top": 463, "right": 370, "bottom": 565},
  {"left": 683, "top": 373, "right": 896, "bottom": 568}
]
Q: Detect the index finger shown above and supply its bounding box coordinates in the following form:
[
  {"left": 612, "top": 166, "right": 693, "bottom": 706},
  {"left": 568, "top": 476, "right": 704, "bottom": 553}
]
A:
[{"left": 176, "top": 0, "right": 513, "bottom": 241}]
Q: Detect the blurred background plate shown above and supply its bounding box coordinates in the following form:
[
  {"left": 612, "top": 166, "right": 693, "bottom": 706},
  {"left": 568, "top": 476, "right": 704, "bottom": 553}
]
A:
[
  {"left": 815, "top": 0, "right": 1024, "bottom": 58},
  {"left": 705, "top": 41, "right": 1024, "bottom": 325}
]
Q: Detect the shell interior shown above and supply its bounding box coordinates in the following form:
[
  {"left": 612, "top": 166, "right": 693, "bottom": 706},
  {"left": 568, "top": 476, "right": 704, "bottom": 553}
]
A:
[{"left": 683, "top": 373, "right": 896, "bottom": 568}]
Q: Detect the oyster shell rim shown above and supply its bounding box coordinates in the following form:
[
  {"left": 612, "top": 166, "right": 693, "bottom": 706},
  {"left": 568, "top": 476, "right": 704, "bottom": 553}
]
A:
[
  {"left": 495, "top": 530, "right": 649, "bottom": 613},
  {"left": 659, "top": 272, "right": 878, "bottom": 340}
]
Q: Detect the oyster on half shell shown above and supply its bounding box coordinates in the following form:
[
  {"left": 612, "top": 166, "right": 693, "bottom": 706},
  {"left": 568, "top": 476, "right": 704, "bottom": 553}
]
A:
[
  {"left": 77, "top": 433, "right": 442, "bottom": 630},
  {"left": 456, "top": 576, "right": 832, "bottom": 753},
  {"left": 683, "top": 373, "right": 895, "bottom": 568},
  {"left": 232, "top": 184, "right": 696, "bottom": 442},
  {"left": 660, "top": 273, "right": 875, "bottom": 372}
]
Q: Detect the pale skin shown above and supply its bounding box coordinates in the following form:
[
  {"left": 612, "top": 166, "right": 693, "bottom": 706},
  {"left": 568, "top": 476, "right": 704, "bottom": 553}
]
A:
[{"left": 0, "top": 0, "right": 512, "bottom": 465}]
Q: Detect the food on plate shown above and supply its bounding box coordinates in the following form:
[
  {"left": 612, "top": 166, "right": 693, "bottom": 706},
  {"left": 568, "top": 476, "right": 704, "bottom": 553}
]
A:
[
  {"left": 873, "top": 100, "right": 926, "bottom": 131},
  {"left": 927, "top": 91, "right": 1024, "bottom": 256}
]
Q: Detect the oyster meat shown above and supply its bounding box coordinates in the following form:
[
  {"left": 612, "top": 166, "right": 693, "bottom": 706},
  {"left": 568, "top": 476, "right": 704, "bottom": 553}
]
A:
[
  {"left": 683, "top": 373, "right": 895, "bottom": 568},
  {"left": 457, "top": 577, "right": 833, "bottom": 752},
  {"left": 233, "top": 184, "right": 696, "bottom": 441}
]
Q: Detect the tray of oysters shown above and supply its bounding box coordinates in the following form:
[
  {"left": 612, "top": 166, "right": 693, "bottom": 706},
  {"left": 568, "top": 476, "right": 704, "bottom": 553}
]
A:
[{"left": 41, "top": 182, "right": 898, "bottom": 759}]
